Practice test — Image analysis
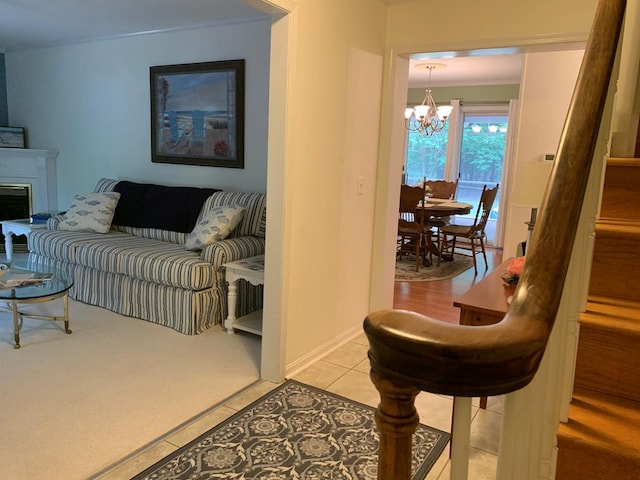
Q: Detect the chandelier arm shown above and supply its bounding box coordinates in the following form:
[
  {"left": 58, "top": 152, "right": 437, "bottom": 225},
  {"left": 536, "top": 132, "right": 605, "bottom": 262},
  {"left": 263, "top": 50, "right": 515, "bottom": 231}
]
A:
[{"left": 405, "top": 63, "right": 450, "bottom": 136}]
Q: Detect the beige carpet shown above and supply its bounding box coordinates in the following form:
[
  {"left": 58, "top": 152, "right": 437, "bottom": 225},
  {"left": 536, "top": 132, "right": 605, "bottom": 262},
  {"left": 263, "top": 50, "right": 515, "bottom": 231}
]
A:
[
  {"left": 0, "top": 295, "right": 261, "bottom": 480},
  {"left": 395, "top": 255, "right": 475, "bottom": 281}
]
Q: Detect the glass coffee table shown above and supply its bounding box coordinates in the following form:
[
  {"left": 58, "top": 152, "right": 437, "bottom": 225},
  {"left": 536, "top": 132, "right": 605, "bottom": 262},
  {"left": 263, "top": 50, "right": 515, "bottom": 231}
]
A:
[{"left": 0, "top": 261, "right": 73, "bottom": 349}]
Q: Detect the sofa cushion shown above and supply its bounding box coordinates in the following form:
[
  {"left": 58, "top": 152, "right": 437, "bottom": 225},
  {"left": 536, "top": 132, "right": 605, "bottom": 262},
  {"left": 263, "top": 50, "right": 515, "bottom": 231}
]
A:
[
  {"left": 185, "top": 205, "right": 245, "bottom": 251},
  {"left": 57, "top": 192, "right": 121, "bottom": 234},
  {"left": 200, "top": 191, "right": 266, "bottom": 238},
  {"left": 111, "top": 224, "right": 187, "bottom": 244},
  {"left": 29, "top": 230, "right": 132, "bottom": 262},
  {"left": 112, "top": 181, "right": 220, "bottom": 233},
  {"left": 118, "top": 243, "right": 215, "bottom": 290},
  {"left": 74, "top": 236, "right": 215, "bottom": 290}
]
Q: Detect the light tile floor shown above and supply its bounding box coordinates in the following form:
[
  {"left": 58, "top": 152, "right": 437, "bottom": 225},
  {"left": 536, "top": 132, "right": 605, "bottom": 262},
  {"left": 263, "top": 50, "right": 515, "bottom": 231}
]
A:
[{"left": 96, "top": 333, "right": 503, "bottom": 479}]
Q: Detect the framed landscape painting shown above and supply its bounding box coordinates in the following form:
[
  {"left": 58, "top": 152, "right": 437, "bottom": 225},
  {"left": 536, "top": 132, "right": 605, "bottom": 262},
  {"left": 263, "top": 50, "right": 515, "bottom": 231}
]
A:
[
  {"left": 0, "top": 127, "right": 25, "bottom": 148},
  {"left": 150, "top": 59, "right": 245, "bottom": 168}
]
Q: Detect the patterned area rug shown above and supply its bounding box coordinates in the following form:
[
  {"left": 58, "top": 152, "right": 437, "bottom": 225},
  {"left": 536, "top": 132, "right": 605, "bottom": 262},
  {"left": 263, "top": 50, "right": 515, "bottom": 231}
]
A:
[
  {"left": 395, "top": 255, "right": 474, "bottom": 282},
  {"left": 133, "top": 380, "right": 450, "bottom": 480}
]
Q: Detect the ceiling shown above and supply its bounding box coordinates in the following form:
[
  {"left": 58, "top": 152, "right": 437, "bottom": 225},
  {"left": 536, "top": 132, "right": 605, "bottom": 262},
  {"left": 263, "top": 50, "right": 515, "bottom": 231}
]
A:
[
  {"left": 0, "top": 0, "right": 268, "bottom": 52},
  {"left": 0, "top": 0, "right": 579, "bottom": 89},
  {"left": 407, "top": 54, "right": 523, "bottom": 88}
]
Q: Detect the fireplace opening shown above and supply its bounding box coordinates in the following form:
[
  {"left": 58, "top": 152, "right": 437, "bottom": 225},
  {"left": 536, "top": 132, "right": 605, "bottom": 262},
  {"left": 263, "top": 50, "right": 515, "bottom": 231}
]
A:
[{"left": 0, "top": 183, "right": 32, "bottom": 253}]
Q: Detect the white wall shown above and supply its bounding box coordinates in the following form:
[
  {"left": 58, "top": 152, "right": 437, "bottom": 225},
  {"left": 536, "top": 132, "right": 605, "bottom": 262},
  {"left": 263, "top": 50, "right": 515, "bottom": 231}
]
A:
[
  {"left": 274, "top": 0, "right": 387, "bottom": 371},
  {"left": 5, "top": 19, "right": 271, "bottom": 210},
  {"left": 503, "top": 50, "right": 584, "bottom": 259},
  {"left": 386, "top": 0, "right": 598, "bottom": 52}
]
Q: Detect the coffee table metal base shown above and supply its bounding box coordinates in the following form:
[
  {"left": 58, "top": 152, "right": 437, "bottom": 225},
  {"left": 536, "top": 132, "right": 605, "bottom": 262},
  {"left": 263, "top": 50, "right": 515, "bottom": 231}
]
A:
[{"left": 1, "top": 291, "right": 71, "bottom": 349}]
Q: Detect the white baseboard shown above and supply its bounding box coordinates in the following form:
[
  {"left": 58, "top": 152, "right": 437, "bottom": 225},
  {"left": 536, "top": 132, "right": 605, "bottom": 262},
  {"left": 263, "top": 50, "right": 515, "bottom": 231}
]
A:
[{"left": 284, "top": 323, "right": 365, "bottom": 378}]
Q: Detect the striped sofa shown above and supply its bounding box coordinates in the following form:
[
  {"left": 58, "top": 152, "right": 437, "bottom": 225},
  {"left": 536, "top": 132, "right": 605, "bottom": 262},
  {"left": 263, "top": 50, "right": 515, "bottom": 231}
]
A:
[{"left": 28, "top": 178, "right": 266, "bottom": 335}]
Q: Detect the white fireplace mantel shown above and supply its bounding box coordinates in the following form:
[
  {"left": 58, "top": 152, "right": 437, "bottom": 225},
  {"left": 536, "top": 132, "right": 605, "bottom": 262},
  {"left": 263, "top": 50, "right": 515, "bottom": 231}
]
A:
[{"left": 0, "top": 147, "right": 59, "bottom": 214}]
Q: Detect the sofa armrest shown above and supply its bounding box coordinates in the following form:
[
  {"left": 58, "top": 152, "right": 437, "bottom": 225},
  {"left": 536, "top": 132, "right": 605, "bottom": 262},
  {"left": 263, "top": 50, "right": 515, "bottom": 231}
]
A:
[
  {"left": 201, "top": 235, "right": 265, "bottom": 268},
  {"left": 46, "top": 215, "right": 65, "bottom": 230}
]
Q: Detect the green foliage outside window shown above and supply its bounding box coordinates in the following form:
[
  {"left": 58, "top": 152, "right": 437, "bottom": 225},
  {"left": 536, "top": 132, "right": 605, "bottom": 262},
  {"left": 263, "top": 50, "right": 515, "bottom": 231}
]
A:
[
  {"left": 405, "top": 117, "right": 507, "bottom": 185},
  {"left": 459, "top": 122, "right": 507, "bottom": 183},
  {"left": 405, "top": 121, "right": 447, "bottom": 185}
]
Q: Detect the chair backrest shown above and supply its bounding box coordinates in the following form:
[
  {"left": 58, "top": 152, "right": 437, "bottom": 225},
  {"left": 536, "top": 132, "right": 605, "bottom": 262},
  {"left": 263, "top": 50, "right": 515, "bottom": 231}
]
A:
[
  {"left": 424, "top": 178, "right": 458, "bottom": 200},
  {"left": 168, "top": 110, "right": 180, "bottom": 139},
  {"left": 398, "top": 184, "right": 426, "bottom": 229},
  {"left": 471, "top": 184, "right": 499, "bottom": 235},
  {"left": 192, "top": 109, "right": 205, "bottom": 139}
]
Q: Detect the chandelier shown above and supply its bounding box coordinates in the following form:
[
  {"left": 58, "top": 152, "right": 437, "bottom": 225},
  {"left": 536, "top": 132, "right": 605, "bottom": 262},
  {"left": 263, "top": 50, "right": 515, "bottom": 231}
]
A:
[{"left": 405, "top": 63, "right": 453, "bottom": 136}]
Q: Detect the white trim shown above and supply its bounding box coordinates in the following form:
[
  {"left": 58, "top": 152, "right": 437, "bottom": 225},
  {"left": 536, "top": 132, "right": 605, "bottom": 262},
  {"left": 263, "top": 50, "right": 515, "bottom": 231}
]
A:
[
  {"left": 445, "top": 99, "right": 462, "bottom": 182},
  {"left": 496, "top": 99, "right": 520, "bottom": 248},
  {"left": 259, "top": 0, "right": 297, "bottom": 383},
  {"left": 284, "top": 324, "right": 364, "bottom": 379}
]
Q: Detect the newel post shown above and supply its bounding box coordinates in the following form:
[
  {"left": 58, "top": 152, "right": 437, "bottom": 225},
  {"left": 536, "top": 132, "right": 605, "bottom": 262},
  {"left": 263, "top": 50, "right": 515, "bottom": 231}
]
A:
[{"left": 370, "top": 369, "right": 420, "bottom": 479}]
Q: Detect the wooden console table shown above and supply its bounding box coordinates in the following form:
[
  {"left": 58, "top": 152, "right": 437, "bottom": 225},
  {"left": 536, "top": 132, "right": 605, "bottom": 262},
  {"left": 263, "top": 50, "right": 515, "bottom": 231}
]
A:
[{"left": 453, "top": 257, "right": 516, "bottom": 407}]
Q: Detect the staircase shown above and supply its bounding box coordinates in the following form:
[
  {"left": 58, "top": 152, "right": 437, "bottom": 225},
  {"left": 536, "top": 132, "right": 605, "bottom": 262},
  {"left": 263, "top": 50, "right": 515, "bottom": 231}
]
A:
[{"left": 556, "top": 157, "right": 640, "bottom": 479}]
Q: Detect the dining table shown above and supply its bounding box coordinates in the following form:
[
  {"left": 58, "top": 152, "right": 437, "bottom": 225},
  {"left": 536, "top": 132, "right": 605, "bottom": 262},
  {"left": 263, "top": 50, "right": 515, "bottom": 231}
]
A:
[{"left": 418, "top": 197, "right": 473, "bottom": 261}]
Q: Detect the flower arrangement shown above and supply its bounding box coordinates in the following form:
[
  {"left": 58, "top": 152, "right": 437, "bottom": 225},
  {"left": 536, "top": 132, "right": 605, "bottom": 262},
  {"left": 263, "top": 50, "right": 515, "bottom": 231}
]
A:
[
  {"left": 501, "top": 256, "right": 525, "bottom": 286},
  {"left": 214, "top": 140, "right": 229, "bottom": 157}
]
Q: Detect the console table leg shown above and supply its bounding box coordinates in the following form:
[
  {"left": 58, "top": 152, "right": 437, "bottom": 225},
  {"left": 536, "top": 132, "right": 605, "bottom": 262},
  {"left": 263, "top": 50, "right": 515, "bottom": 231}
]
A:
[{"left": 225, "top": 280, "right": 238, "bottom": 334}]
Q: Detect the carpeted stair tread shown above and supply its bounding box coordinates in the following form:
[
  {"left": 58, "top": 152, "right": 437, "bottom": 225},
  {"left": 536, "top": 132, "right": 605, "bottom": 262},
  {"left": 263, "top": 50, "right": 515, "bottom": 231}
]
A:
[
  {"left": 576, "top": 300, "right": 640, "bottom": 401},
  {"left": 589, "top": 226, "right": 640, "bottom": 302},
  {"left": 600, "top": 157, "right": 640, "bottom": 221},
  {"left": 594, "top": 219, "right": 640, "bottom": 235},
  {"left": 582, "top": 298, "right": 640, "bottom": 329},
  {"left": 585, "top": 295, "right": 640, "bottom": 317},
  {"left": 557, "top": 387, "right": 640, "bottom": 480}
]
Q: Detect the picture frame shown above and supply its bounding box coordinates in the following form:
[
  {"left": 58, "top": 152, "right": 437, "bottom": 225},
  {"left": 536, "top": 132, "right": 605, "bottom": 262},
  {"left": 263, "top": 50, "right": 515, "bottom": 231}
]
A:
[
  {"left": 150, "top": 59, "right": 245, "bottom": 168},
  {"left": 0, "top": 127, "right": 26, "bottom": 148}
]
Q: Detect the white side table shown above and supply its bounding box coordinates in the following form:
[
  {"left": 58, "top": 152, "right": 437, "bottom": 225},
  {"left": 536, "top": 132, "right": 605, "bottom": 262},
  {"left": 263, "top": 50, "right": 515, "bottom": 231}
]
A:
[
  {"left": 223, "top": 254, "right": 264, "bottom": 336},
  {"left": 1, "top": 219, "right": 47, "bottom": 261}
]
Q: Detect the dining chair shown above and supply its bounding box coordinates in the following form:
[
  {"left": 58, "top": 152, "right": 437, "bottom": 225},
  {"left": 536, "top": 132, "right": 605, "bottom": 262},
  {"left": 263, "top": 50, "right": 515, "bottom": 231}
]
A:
[
  {"left": 439, "top": 183, "right": 499, "bottom": 274},
  {"left": 424, "top": 178, "right": 458, "bottom": 200},
  {"left": 424, "top": 177, "right": 459, "bottom": 264},
  {"left": 397, "top": 183, "right": 427, "bottom": 271}
]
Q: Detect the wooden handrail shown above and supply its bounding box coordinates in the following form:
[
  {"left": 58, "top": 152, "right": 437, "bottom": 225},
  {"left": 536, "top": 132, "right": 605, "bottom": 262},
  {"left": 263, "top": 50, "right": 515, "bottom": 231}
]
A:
[{"left": 364, "top": 0, "right": 626, "bottom": 478}]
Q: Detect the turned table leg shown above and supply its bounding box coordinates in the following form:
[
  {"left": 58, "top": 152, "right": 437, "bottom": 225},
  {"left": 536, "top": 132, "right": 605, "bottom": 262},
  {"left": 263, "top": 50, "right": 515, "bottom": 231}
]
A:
[
  {"left": 370, "top": 370, "right": 420, "bottom": 480},
  {"left": 4, "top": 230, "right": 14, "bottom": 262},
  {"left": 224, "top": 280, "right": 238, "bottom": 334}
]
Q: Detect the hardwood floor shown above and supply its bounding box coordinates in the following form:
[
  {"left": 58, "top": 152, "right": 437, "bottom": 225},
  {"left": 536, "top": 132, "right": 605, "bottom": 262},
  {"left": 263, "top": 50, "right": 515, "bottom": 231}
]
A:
[{"left": 393, "top": 247, "right": 504, "bottom": 324}]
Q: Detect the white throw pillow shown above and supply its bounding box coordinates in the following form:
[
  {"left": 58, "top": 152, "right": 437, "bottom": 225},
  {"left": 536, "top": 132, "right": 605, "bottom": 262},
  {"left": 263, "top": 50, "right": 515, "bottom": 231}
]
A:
[
  {"left": 185, "top": 205, "right": 245, "bottom": 251},
  {"left": 58, "top": 192, "right": 121, "bottom": 234}
]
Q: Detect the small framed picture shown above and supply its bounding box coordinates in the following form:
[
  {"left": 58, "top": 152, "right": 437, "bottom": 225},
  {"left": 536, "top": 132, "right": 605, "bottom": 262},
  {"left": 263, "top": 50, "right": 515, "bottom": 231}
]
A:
[{"left": 0, "top": 127, "right": 26, "bottom": 148}]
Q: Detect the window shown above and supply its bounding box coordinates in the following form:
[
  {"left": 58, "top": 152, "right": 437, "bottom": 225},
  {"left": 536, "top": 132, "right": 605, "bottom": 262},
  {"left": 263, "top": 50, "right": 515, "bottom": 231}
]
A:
[
  {"left": 404, "top": 119, "right": 448, "bottom": 185},
  {"left": 404, "top": 106, "right": 509, "bottom": 245}
]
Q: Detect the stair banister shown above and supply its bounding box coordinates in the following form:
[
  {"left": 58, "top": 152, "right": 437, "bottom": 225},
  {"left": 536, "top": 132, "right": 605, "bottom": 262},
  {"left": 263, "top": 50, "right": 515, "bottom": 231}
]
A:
[{"left": 364, "top": 0, "right": 627, "bottom": 478}]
